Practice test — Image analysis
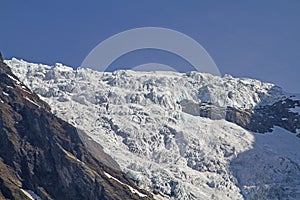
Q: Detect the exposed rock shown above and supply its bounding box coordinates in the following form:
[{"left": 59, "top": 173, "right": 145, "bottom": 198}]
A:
[{"left": 180, "top": 98, "right": 300, "bottom": 133}]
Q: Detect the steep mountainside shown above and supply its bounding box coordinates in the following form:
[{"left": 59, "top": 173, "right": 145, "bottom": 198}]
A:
[
  {"left": 0, "top": 55, "right": 151, "bottom": 199},
  {"left": 6, "top": 58, "right": 300, "bottom": 200}
]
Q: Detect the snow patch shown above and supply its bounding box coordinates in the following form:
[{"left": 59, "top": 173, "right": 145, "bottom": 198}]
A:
[
  {"left": 54, "top": 63, "right": 73, "bottom": 72},
  {"left": 2, "top": 91, "right": 9, "bottom": 96},
  {"left": 104, "top": 171, "right": 147, "bottom": 198},
  {"left": 20, "top": 189, "right": 41, "bottom": 200},
  {"left": 25, "top": 97, "right": 40, "bottom": 107},
  {"left": 7, "top": 74, "right": 21, "bottom": 85},
  {"left": 20, "top": 85, "right": 32, "bottom": 94}
]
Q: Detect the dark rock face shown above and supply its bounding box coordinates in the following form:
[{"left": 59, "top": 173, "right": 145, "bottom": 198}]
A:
[
  {"left": 0, "top": 56, "right": 151, "bottom": 199},
  {"left": 241, "top": 98, "right": 299, "bottom": 133},
  {"left": 180, "top": 98, "right": 300, "bottom": 135}
]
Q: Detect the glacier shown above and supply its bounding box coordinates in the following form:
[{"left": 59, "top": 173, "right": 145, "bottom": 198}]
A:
[{"left": 6, "top": 58, "right": 300, "bottom": 200}]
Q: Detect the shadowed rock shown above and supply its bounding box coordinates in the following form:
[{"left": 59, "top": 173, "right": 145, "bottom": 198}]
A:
[{"left": 180, "top": 98, "right": 300, "bottom": 134}]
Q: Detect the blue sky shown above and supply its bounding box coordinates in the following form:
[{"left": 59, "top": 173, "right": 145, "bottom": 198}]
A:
[{"left": 1, "top": 1, "right": 299, "bottom": 92}]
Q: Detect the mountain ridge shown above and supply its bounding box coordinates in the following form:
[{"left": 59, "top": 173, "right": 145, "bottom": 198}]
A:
[{"left": 5, "top": 58, "right": 300, "bottom": 199}]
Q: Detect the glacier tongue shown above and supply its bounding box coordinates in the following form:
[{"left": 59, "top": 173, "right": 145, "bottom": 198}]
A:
[{"left": 6, "top": 58, "right": 300, "bottom": 199}]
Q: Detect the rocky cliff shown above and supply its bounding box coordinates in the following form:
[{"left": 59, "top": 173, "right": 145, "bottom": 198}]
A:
[{"left": 180, "top": 98, "right": 300, "bottom": 135}]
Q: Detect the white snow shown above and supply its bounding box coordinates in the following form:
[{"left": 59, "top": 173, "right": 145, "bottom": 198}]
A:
[
  {"left": 256, "top": 126, "right": 300, "bottom": 163},
  {"left": 20, "top": 85, "right": 32, "bottom": 94},
  {"left": 7, "top": 58, "right": 300, "bottom": 200},
  {"left": 25, "top": 97, "right": 40, "bottom": 107},
  {"left": 7, "top": 74, "right": 21, "bottom": 85},
  {"left": 53, "top": 63, "right": 73, "bottom": 72},
  {"left": 231, "top": 127, "right": 300, "bottom": 199},
  {"left": 20, "top": 189, "right": 41, "bottom": 200},
  {"left": 2, "top": 91, "right": 9, "bottom": 96},
  {"left": 104, "top": 171, "right": 147, "bottom": 198},
  {"left": 5, "top": 59, "right": 286, "bottom": 109},
  {"left": 290, "top": 106, "right": 300, "bottom": 115}
]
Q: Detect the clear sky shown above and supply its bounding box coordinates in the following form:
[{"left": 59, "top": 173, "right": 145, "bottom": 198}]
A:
[{"left": 1, "top": 1, "right": 299, "bottom": 93}]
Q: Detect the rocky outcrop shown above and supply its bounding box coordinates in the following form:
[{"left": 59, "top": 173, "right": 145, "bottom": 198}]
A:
[
  {"left": 180, "top": 98, "right": 300, "bottom": 134},
  {"left": 0, "top": 55, "right": 151, "bottom": 199}
]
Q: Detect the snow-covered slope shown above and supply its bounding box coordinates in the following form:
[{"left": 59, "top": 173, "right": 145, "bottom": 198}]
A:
[{"left": 6, "top": 58, "right": 300, "bottom": 199}]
